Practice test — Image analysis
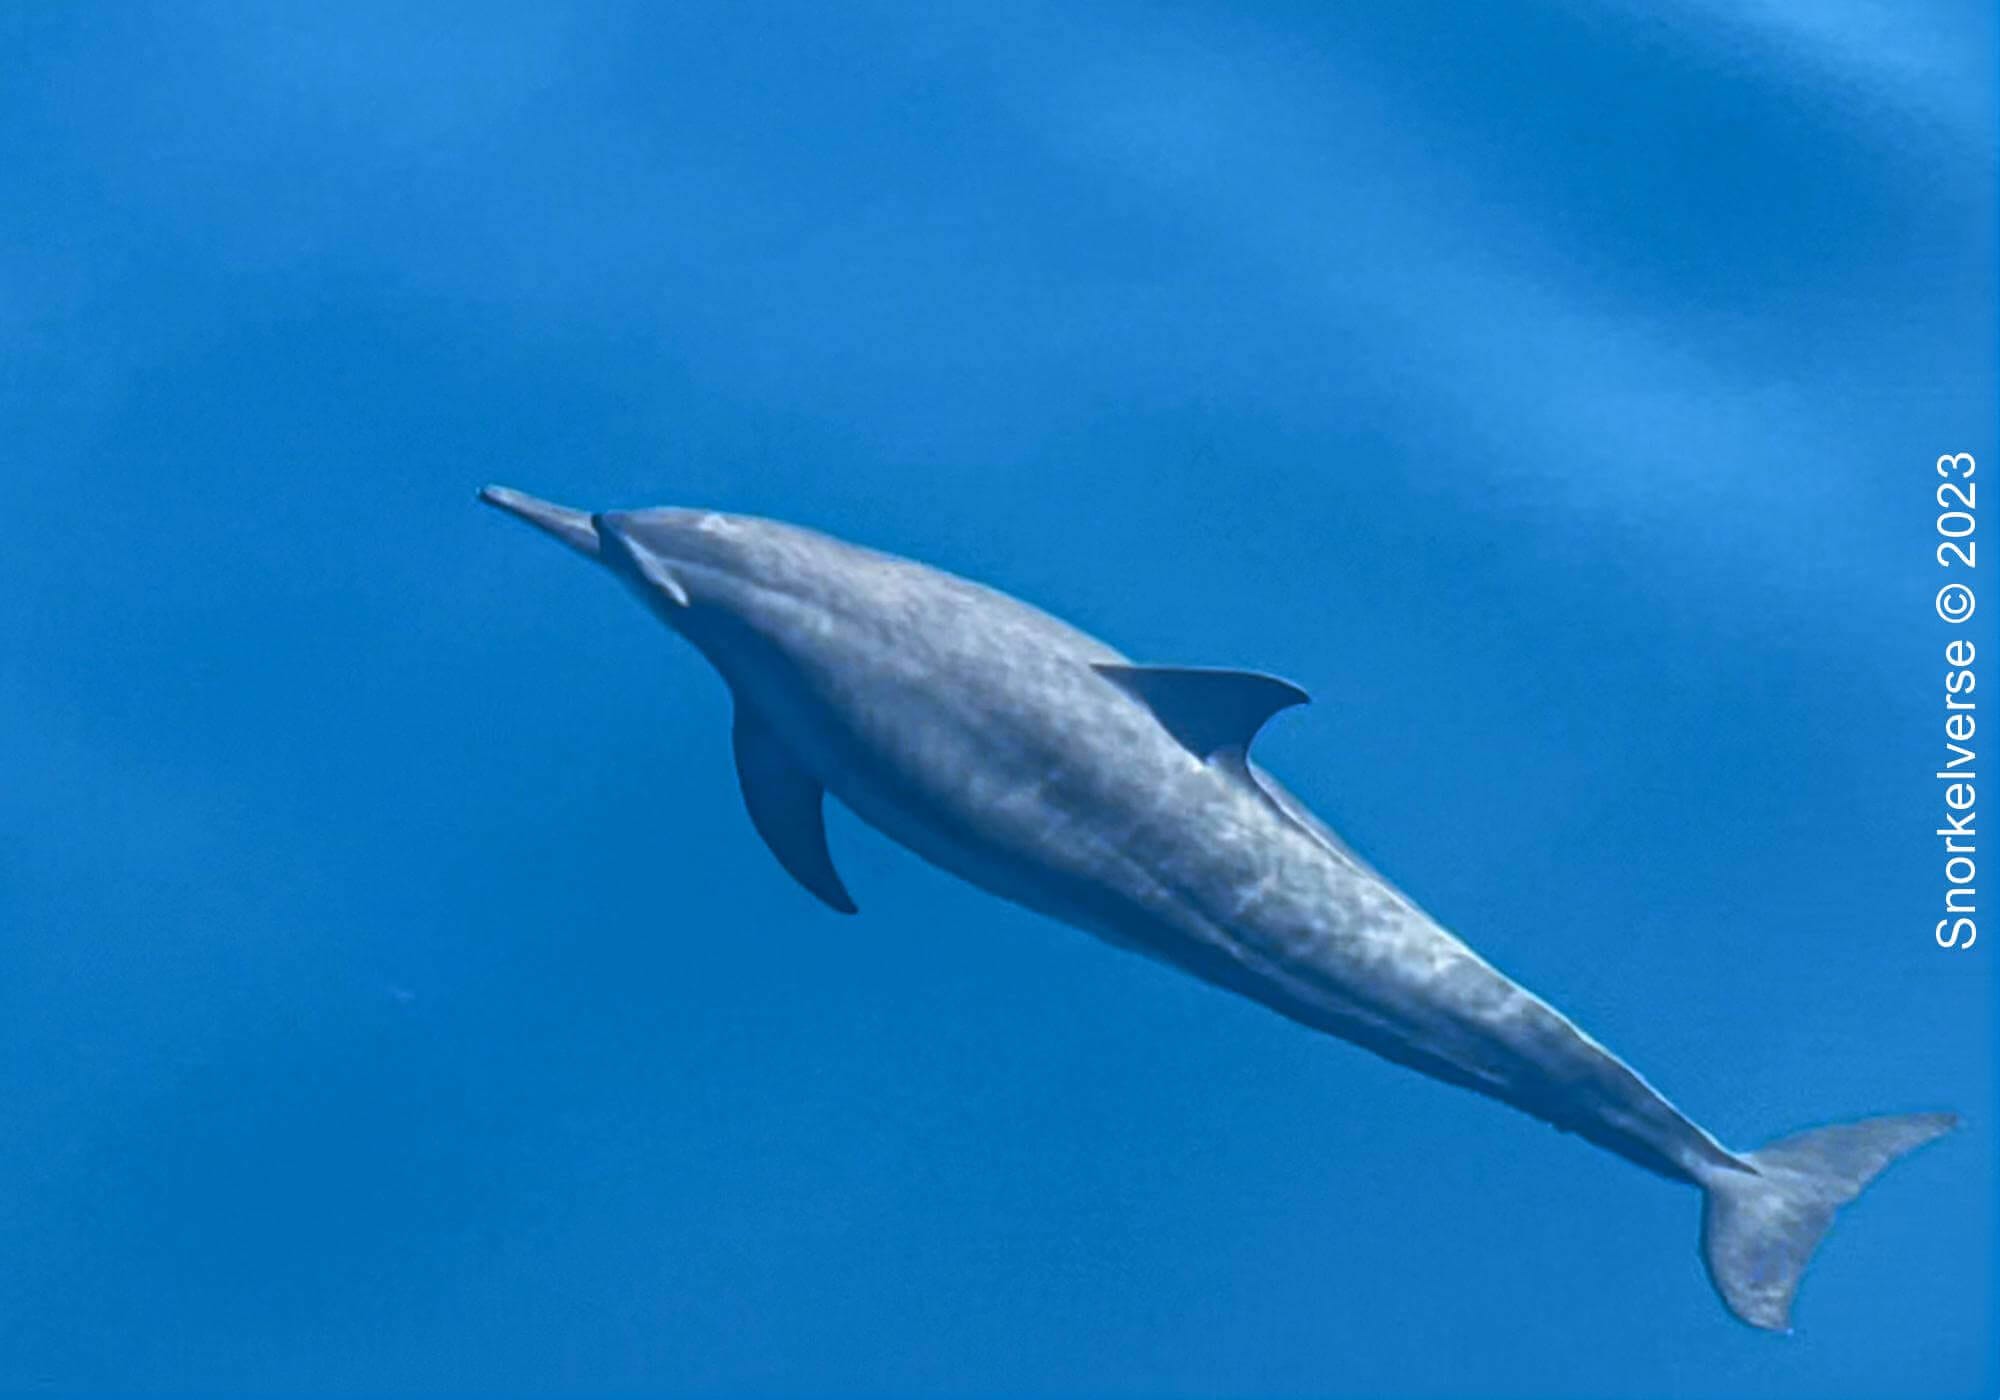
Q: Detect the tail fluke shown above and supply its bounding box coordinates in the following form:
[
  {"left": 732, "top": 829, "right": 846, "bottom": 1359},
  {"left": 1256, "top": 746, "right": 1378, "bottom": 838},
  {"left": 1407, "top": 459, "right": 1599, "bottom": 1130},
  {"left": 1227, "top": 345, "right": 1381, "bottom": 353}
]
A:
[{"left": 1699, "top": 1112, "right": 1957, "bottom": 1331}]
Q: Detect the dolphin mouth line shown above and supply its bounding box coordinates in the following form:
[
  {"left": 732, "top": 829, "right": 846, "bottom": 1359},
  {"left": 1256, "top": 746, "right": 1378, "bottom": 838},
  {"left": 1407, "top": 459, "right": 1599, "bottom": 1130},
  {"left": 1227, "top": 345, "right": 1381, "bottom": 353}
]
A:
[
  {"left": 479, "top": 485, "right": 692, "bottom": 608},
  {"left": 593, "top": 510, "right": 693, "bottom": 608},
  {"left": 478, "top": 484, "right": 600, "bottom": 558}
]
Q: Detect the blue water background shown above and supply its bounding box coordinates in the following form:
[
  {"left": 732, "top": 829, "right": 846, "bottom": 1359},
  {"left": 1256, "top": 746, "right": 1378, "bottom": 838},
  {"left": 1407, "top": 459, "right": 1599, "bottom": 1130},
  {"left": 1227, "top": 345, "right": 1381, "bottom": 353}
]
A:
[{"left": 2, "top": 4, "right": 1994, "bottom": 1394}]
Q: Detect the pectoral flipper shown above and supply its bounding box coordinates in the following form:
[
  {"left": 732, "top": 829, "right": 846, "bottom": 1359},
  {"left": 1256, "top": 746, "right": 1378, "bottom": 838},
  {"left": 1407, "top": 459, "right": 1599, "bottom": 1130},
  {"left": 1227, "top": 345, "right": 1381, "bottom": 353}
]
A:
[{"left": 731, "top": 700, "right": 858, "bottom": 915}]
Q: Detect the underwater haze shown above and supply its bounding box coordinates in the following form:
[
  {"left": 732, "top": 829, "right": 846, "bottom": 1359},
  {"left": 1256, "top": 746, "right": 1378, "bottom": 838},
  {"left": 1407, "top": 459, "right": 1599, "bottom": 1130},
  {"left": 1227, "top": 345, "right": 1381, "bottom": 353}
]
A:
[{"left": 2, "top": 3, "right": 1994, "bottom": 1395}]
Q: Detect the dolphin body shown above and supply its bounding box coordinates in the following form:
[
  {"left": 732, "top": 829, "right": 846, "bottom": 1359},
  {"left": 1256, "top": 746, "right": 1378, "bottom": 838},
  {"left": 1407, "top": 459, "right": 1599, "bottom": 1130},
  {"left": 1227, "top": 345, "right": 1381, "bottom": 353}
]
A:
[{"left": 481, "top": 484, "right": 1953, "bottom": 1331}]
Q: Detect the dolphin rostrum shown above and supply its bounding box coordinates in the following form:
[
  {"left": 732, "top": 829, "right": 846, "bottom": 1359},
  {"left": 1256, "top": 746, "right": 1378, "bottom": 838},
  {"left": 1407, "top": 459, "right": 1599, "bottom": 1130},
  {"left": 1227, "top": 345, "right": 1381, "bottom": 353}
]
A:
[{"left": 480, "top": 484, "right": 1954, "bottom": 1331}]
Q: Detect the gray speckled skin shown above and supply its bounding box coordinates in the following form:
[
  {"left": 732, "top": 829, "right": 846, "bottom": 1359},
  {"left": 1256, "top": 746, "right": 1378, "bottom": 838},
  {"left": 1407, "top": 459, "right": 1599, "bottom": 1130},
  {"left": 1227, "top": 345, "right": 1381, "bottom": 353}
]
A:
[
  {"left": 484, "top": 487, "right": 1742, "bottom": 1187},
  {"left": 485, "top": 487, "right": 1960, "bottom": 1330}
]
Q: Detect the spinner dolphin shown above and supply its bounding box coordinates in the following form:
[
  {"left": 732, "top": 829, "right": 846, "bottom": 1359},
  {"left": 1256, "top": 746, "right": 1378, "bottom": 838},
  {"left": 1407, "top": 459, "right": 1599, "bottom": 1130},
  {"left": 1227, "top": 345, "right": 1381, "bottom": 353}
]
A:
[{"left": 481, "top": 484, "right": 1954, "bottom": 1331}]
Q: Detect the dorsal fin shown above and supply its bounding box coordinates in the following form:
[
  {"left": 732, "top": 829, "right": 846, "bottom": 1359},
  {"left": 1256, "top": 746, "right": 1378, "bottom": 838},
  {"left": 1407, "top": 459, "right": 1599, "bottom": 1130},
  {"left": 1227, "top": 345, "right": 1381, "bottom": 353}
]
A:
[
  {"left": 731, "top": 701, "right": 858, "bottom": 914},
  {"left": 1092, "top": 663, "right": 1309, "bottom": 762}
]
